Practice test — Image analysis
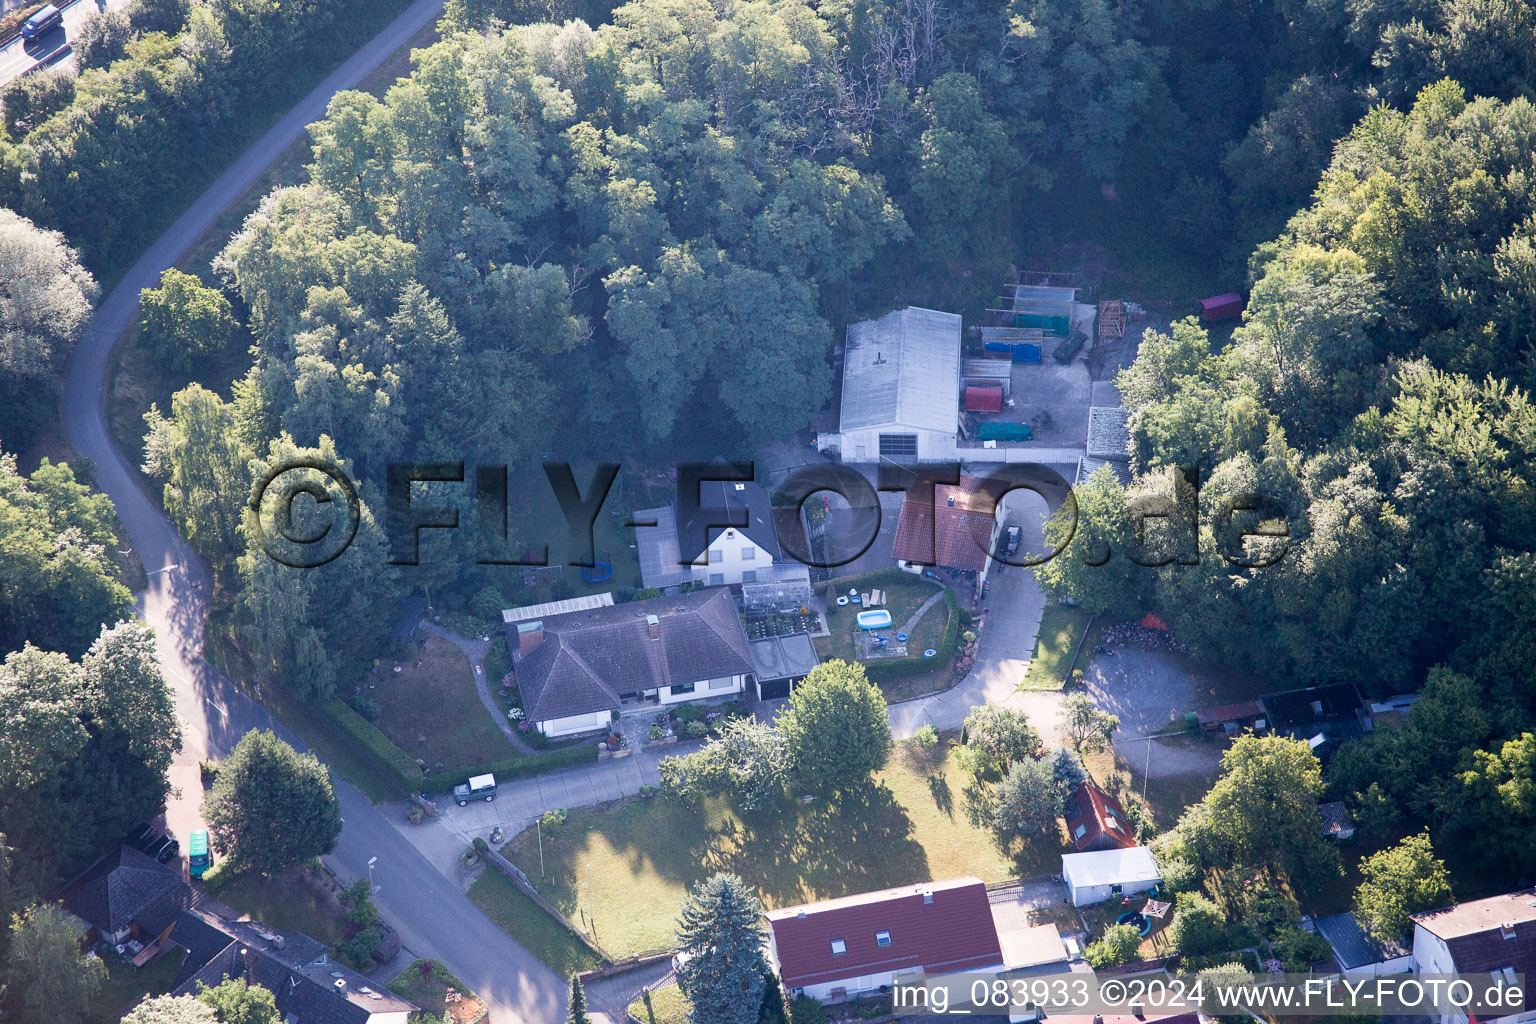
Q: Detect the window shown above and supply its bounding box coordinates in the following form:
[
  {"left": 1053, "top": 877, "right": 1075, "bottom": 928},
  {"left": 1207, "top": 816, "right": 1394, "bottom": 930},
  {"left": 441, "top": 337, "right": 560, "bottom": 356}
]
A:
[
  {"left": 1105, "top": 815, "right": 1119, "bottom": 832},
  {"left": 709, "top": 549, "right": 723, "bottom": 563},
  {"left": 1493, "top": 968, "right": 1518, "bottom": 986},
  {"left": 741, "top": 570, "right": 757, "bottom": 582},
  {"left": 670, "top": 682, "right": 696, "bottom": 696},
  {"left": 875, "top": 930, "right": 891, "bottom": 947},
  {"left": 879, "top": 434, "right": 918, "bottom": 458},
  {"left": 742, "top": 546, "right": 756, "bottom": 560},
  {"left": 710, "top": 573, "right": 724, "bottom": 585},
  {"left": 708, "top": 677, "right": 736, "bottom": 691},
  {"left": 1073, "top": 824, "right": 1087, "bottom": 839},
  {"left": 830, "top": 939, "right": 847, "bottom": 955}
]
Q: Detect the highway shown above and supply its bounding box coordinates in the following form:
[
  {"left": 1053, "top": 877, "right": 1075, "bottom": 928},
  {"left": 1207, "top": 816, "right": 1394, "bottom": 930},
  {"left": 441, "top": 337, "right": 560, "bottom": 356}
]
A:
[
  {"left": 0, "top": 0, "right": 115, "bottom": 84},
  {"left": 56, "top": 0, "right": 569, "bottom": 1020}
]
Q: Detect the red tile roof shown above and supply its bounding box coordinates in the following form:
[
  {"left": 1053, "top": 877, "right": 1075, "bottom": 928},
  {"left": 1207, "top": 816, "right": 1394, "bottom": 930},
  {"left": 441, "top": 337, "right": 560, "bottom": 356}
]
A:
[
  {"left": 891, "top": 478, "right": 995, "bottom": 572},
  {"left": 766, "top": 877, "right": 1003, "bottom": 989},
  {"left": 1064, "top": 782, "right": 1136, "bottom": 852},
  {"left": 1414, "top": 889, "right": 1536, "bottom": 977}
]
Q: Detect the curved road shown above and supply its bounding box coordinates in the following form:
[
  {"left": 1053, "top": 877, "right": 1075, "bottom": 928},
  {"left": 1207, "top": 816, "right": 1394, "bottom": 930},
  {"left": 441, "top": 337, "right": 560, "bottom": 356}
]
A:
[{"left": 58, "top": 3, "right": 565, "bottom": 1022}]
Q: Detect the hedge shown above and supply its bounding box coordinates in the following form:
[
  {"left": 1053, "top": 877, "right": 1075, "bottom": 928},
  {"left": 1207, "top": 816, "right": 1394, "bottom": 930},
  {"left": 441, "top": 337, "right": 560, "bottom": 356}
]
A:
[
  {"left": 812, "top": 566, "right": 910, "bottom": 595},
  {"left": 860, "top": 588, "right": 960, "bottom": 681},
  {"left": 323, "top": 699, "right": 424, "bottom": 792},
  {"left": 422, "top": 746, "right": 598, "bottom": 796}
]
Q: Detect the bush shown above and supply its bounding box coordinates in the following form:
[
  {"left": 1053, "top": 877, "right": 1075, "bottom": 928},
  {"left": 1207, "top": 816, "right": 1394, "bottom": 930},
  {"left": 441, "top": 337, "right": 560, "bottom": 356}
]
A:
[
  {"left": 789, "top": 996, "right": 827, "bottom": 1024},
  {"left": 684, "top": 720, "right": 709, "bottom": 738},
  {"left": 540, "top": 808, "right": 569, "bottom": 833},
  {"left": 323, "top": 700, "right": 423, "bottom": 792},
  {"left": 420, "top": 746, "right": 598, "bottom": 794},
  {"left": 341, "top": 879, "right": 379, "bottom": 927},
  {"left": 913, "top": 725, "right": 938, "bottom": 750},
  {"left": 1170, "top": 892, "right": 1228, "bottom": 957},
  {"left": 1085, "top": 923, "right": 1144, "bottom": 968},
  {"left": 336, "top": 926, "right": 382, "bottom": 971},
  {"left": 472, "top": 836, "right": 490, "bottom": 854}
]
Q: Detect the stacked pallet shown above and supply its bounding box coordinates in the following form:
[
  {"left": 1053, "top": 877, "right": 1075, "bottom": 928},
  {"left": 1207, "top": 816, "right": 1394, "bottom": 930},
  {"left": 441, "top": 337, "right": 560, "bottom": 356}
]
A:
[{"left": 1097, "top": 299, "right": 1126, "bottom": 338}]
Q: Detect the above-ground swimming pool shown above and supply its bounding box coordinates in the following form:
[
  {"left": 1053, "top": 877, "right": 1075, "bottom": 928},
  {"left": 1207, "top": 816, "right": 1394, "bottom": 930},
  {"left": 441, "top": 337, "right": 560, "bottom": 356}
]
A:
[
  {"left": 856, "top": 609, "right": 893, "bottom": 630},
  {"left": 1116, "top": 910, "right": 1152, "bottom": 937}
]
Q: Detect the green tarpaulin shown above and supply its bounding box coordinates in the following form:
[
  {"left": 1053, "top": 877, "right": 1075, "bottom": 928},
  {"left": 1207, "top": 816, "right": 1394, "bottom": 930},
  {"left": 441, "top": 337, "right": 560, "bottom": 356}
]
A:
[
  {"left": 976, "top": 422, "right": 1033, "bottom": 442},
  {"left": 1013, "top": 313, "right": 1071, "bottom": 336}
]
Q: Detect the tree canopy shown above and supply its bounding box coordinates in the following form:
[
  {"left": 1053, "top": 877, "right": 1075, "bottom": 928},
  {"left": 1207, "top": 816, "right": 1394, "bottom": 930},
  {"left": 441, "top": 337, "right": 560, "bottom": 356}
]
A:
[
  {"left": 775, "top": 660, "right": 892, "bottom": 792},
  {"left": 202, "top": 729, "right": 343, "bottom": 875},
  {"left": 675, "top": 873, "right": 769, "bottom": 1024}
]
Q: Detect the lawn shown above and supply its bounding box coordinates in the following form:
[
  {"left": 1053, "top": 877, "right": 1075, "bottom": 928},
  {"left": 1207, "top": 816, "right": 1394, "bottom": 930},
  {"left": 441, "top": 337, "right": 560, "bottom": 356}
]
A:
[
  {"left": 814, "top": 575, "right": 945, "bottom": 664},
  {"left": 372, "top": 634, "right": 517, "bottom": 776},
  {"left": 388, "top": 959, "right": 488, "bottom": 1024},
  {"left": 501, "top": 731, "right": 1071, "bottom": 958},
  {"left": 87, "top": 947, "right": 184, "bottom": 1024},
  {"left": 466, "top": 869, "right": 603, "bottom": 977},
  {"left": 630, "top": 981, "right": 690, "bottom": 1024},
  {"left": 1020, "top": 605, "right": 1096, "bottom": 690},
  {"left": 210, "top": 864, "right": 350, "bottom": 948}
]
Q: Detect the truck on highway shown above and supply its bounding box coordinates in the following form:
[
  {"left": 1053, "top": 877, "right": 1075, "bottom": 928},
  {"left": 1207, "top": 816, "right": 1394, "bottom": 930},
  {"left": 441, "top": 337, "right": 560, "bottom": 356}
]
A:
[{"left": 454, "top": 773, "right": 497, "bottom": 806}]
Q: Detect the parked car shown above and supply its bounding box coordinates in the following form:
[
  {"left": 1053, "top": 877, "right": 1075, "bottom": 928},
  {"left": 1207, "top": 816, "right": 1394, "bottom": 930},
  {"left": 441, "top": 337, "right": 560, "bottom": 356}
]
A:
[
  {"left": 123, "top": 822, "right": 155, "bottom": 849},
  {"left": 1003, "top": 525, "right": 1021, "bottom": 557},
  {"left": 187, "top": 829, "right": 212, "bottom": 877},
  {"left": 143, "top": 834, "right": 172, "bottom": 860},
  {"left": 453, "top": 773, "right": 497, "bottom": 806},
  {"left": 21, "top": 5, "right": 62, "bottom": 40},
  {"left": 156, "top": 836, "right": 179, "bottom": 864}
]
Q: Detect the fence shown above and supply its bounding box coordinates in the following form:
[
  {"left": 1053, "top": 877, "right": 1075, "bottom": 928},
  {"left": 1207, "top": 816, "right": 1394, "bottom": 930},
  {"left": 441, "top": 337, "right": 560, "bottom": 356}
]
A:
[{"left": 483, "top": 848, "right": 613, "bottom": 964}]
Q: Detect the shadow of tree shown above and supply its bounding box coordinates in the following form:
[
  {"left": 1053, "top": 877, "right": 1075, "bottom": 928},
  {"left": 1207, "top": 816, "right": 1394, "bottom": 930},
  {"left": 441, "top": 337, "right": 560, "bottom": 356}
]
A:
[{"left": 927, "top": 773, "right": 953, "bottom": 818}]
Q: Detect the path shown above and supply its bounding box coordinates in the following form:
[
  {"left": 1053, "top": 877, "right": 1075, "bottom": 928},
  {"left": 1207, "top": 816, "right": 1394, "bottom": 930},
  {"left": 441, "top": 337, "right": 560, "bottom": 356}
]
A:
[
  {"left": 56, "top": 0, "right": 570, "bottom": 1020},
  {"left": 422, "top": 620, "right": 539, "bottom": 755},
  {"left": 899, "top": 589, "right": 945, "bottom": 634}
]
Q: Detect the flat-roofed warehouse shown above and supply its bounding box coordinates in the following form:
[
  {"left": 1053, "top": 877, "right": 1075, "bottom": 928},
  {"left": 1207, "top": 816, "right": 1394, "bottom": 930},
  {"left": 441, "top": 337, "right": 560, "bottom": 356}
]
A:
[{"left": 828, "top": 306, "right": 961, "bottom": 462}]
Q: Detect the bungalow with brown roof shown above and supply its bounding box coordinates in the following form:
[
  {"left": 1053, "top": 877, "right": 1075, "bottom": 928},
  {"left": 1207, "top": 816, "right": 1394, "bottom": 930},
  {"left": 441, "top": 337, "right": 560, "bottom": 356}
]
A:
[
  {"left": 503, "top": 588, "right": 754, "bottom": 738},
  {"left": 891, "top": 476, "right": 1002, "bottom": 580}
]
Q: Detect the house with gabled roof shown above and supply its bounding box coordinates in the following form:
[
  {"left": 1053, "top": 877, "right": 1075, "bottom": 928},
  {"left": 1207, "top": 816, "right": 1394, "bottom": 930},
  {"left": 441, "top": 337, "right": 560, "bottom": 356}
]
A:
[
  {"left": 1411, "top": 889, "right": 1536, "bottom": 1024},
  {"left": 635, "top": 475, "right": 809, "bottom": 598},
  {"left": 891, "top": 476, "right": 999, "bottom": 577},
  {"left": 504, "top": 588, "right": 754, "bottom": 737},
  {"left": 766, "top": 877, "right": 1006, "bottom": 1004},
  {"left": 60, "top": 845, "right": 197, "bottom": 947},
  {"left": 1064, "top": 782, "right": 1136, "bottom": 853},
  {"left": 169, "top": 907, "right": 416, "bottom": 1024}
]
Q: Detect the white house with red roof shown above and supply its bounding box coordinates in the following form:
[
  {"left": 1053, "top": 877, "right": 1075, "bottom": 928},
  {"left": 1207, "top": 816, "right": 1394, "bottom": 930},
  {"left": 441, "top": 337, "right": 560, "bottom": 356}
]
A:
[
  {"left": 766, "top": 877, "right": 1008, "bottom": 1004},
  {"left": 1064, "top": 782, "right": 1137, "bottom": 853}
]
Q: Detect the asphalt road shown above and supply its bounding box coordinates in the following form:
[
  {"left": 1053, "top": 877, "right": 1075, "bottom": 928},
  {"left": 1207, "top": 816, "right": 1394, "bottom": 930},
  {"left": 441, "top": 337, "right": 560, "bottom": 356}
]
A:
[
  {"left": 57, "top": 0, "right": 568, "bottom": 1020},
  {"left": 0, "top": 0, "right": 99, "bottom": 84}
]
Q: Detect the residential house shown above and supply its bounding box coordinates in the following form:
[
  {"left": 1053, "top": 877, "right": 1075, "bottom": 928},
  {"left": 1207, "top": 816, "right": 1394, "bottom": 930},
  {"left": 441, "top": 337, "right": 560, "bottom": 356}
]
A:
[
  {"left": 170, "top": 908, "right": 416, "bottom": 1024},
  {"left": 1064, "top": 782, "right": 1137, "bottom": 853},
  {"left": 1260, "top": 683, "right": 1367, "bottom": 760},
  {"left": 1313, "top": 912, "right": 1411, "bottom": 975},
  {"left": 891, "top": 476, "right": 1001, "bottom": 580},
  {"left": 822, "top": 306, "right": 963, "bottom": 463},
  {"left": 635, "top": 477, "right": 812, "bottom": 597},
  {"left": 1060, "top": 847, "right": 1161, "bottom": 908},
  {"left": 766, "top": 877, "right": 1005, "bottom": 1004},
  {"left": 60, "top": 845, "right": 198, "bottom": 951},
  {"left": 503, "top": 589, "right": 753, "bottom": 737},
  {"left": 747, "top": 633, "right": 821, "bottom": 701},
  {"left": 1411, "top": 890, "right": 1536, "bottom": 1024}
]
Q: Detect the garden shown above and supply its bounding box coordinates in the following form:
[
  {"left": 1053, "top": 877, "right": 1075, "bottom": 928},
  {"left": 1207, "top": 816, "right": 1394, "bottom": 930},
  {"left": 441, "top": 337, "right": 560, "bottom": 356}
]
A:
[
  {"left": 496, "top": 730, "right": 1070, "bottom": 959},
  {"left": 388, "top": 959, "right": 489, "bottom": 1024},
  {"left": 743, "top": 605, "right": 820, "bottom": 640},
  {"left": 813, "top": 571, "right": 959, "bottom": 701},
  {"left": 1020, "top": 604, "right": 1097, "bottom": 690},
  {"left": 366, "top": 635, "right": 520, "bottom": 776}
]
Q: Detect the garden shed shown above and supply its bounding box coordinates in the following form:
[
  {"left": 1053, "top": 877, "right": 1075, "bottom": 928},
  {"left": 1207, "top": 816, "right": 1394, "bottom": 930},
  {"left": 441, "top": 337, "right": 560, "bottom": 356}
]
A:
[
  {"left": 1199, "top": 293, "right": 1244, "bottom": 321},
  {"left": 1060, "top": 846, "right": 1161, "bottom": 907}
]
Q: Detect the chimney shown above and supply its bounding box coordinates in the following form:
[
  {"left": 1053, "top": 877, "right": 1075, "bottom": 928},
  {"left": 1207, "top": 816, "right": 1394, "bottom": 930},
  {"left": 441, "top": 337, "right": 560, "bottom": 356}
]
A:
[
  {"left": 946, "top": 495, "right": 955, "bottom": 507},
  {"left": 647, "top": 614, "right": 660, "bottom": 640},
  {"left": 1502, "top": 922, "right": 1517, "bottom": 940},
  {"left": 921, "top": 889, "right": 934, "bottom": 904},
  {"left": 334, "top": 978, "right": 348, "bottom": 991},
  {"left": 1310, "top": 699, "right": 1324, "bottom": 716}
]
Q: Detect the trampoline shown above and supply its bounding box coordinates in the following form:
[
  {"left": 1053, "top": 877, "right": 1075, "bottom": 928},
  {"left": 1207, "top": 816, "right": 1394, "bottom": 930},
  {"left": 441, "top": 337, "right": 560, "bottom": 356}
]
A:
[
  {"left": 581, "top": 562, "right": 612, "bottom": 583},
  {"left": 1116, "top": 910, "right": 1153, "bottom": 937}
]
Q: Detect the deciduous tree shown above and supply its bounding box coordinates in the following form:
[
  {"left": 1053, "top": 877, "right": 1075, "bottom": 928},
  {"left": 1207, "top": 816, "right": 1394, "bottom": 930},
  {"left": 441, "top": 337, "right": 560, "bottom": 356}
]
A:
[
  {"left": 5, "top": 903, "right": 107, "bottom": 1024},
  {"left": 776, "top": 661, "right": 892, "bottom": 792},
  {"left": 1354, "top": 832, "right": 1451, "bottom": 942},
  {"left": 203, "top": 729, "right": 342, "bottom": 875}
]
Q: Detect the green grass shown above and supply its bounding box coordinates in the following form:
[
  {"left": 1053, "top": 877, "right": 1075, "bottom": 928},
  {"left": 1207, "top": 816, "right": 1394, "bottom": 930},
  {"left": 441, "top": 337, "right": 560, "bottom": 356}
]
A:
[
  {"left": 206, "top": 619, "right": 402, "bottom": 803},
  {"left": 212, "top": 865, "right": 350, "bottom": 948},
  {"left": 815, "top": 575, "right": 944, "bottom": 663},
  {"left": 1020, "top": 605, "right": 1095, "bottom": 691},
  {"left": 388, "top": 959, "right": 488, "bottom": 1024},
  {"left": 630, "top": 982, "right": 691, "bottom": 1024},
  {"left": 502, "top": 732, "right": 1070, "bottom": 958},
  {"left": 87, "top": 947, "right": 184, "bottom": 1024},
  {"left": 372, "top": 634, "right": 516, "bottom": 776},
  {"left": 466, "top": 869, "right": 603, "bottom": 976}
]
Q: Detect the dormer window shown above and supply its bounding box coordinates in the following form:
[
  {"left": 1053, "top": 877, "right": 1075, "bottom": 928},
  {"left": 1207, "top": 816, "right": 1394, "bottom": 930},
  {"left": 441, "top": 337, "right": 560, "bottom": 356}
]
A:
[
  {"left": 875, "top": 930, "right": 891, "bottom": 947},
  {"left": 1073, "top": 825, "right": 1087, "bottom": 839},
  {"left": 830, "top": 939, "right": 846, "bottom": 955}
]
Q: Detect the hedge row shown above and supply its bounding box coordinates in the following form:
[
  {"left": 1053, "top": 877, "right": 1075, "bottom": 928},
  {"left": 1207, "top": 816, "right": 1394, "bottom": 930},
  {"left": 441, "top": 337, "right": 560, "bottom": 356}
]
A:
[
  {"left": 421, "top": 746, "right": 598, "bottom": 796},
  {"left": 323, "top": 699, "right": 424, "bottom": 792},
  {"left": 812, "top": 566, "right": 910, "bottom": 595},
  {"left": 861, "top": 588, "right": 960, "bottom": 681}
]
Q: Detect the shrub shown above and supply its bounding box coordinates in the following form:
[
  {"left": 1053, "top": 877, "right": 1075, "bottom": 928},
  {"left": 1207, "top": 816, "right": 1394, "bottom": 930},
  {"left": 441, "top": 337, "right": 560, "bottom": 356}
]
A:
[
  {"left": 341, "top": 879, "right": 379, "bottom": 927},
  {"left": 1084, "top": 923, "right": 1143, "bottom": 968},
  {"left": 913, "top": 725, "right": 939, "bottom": 750},
  {"left": 472, "top": 836, "right": 490, "bottom": 854},
  {"left": 649, "top": 725, "right": 665, "bottom": 741},
  {"left": 324, "top": 700, "right": 423, "bottom": 792},
  {"left": 540, "top": 808, "right": 568, "bottom": 833},
  {"left": 789, "top": 996, "right": 827, "bottom": 1024},
  {"left": 336, "top": 927, "right": 382, "bottom": 971},
  {"left": 684, "top": 720, "right": 709, "bottom": 738},
  {"left": 1170, "top": 892, "right": 1228, "bottom": 957}
]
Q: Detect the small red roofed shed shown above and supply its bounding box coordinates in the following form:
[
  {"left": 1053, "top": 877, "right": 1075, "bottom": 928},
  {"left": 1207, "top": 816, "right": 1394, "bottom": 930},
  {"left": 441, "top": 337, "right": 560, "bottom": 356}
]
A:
[
  {"left": 964, "top": 386, "right": 1003, "bottom": 413},
  {"left": 1199, "top": 293, "right": 1244, "bottom": 321}
]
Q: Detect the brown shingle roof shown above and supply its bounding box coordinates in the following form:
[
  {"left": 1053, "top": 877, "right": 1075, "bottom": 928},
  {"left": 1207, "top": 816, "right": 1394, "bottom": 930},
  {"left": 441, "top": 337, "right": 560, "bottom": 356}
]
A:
[
  {"left": 1065, "top": 782, "right": 1136, "bottom": 852},
  {"left": 60, "top": 846, "right": 194, "bottom": 935},
  {"left": 891, "top": 477, "right": 994, "bottom": 572},
  {"left": 509, "top": 589, "right": 752, "bottom": 723},
  {"left": 767, "top": 877, "right": 1003, "bottom": 989},
  {"left": 1414, "top": 890, "right": 1536, "bottom": 976}
]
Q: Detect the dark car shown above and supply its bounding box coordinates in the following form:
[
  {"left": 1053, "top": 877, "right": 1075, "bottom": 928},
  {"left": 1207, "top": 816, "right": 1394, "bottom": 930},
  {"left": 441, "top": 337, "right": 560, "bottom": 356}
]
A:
[
  {"left": 155, "top": 836, "right": 179, "bottom": 863},
  {"left": 21, "top": 5, "right": 62, "bottom": 40},
  {"left": 123, "top": 822, "right": 155, "bottom": 848},
  {"left": 142, "top": 834, "right": 172, "bottom": 860}
]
